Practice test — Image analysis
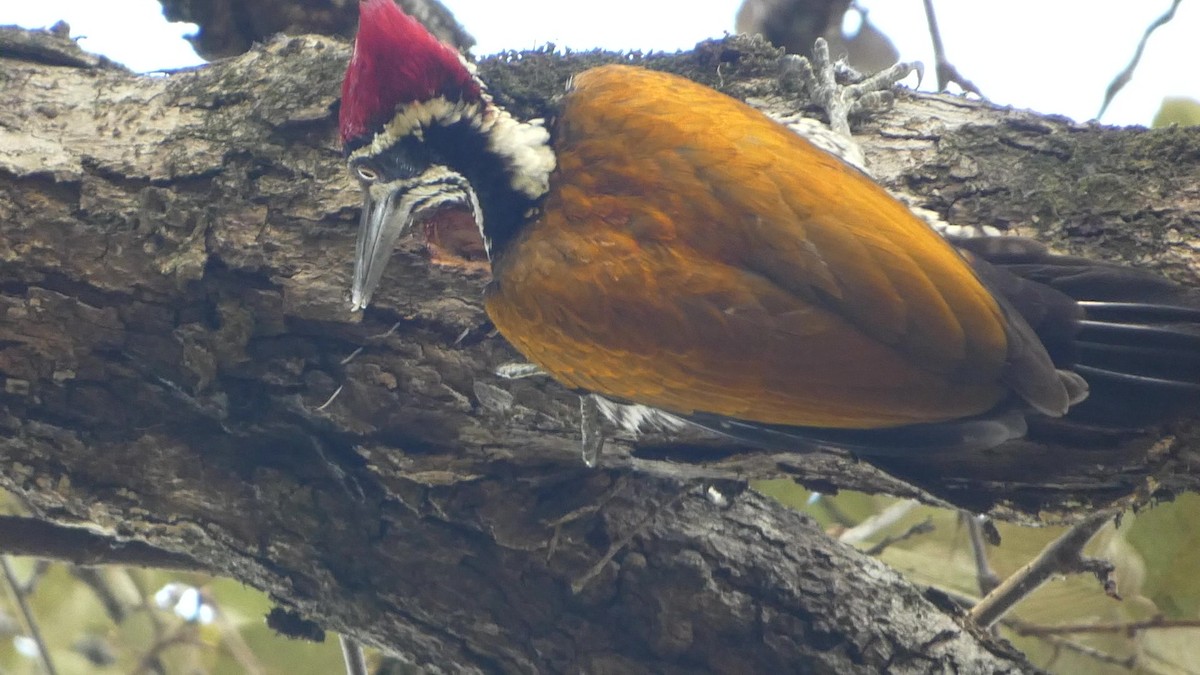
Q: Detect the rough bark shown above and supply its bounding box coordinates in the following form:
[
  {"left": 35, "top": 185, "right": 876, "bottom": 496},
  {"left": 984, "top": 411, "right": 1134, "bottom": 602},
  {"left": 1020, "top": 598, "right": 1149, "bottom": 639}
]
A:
[{"left": 2, "top": 24, "right": 1199, "bottom": 673}]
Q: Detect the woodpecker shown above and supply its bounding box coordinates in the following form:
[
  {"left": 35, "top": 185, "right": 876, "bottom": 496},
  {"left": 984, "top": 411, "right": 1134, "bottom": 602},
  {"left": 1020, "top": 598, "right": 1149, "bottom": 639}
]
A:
[{"left": 339, "top": 0, "right": 1200, "bottom": 456}]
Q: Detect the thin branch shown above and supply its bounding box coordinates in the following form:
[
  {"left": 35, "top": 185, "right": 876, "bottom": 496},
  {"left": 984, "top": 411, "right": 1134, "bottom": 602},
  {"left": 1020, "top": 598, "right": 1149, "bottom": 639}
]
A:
[
  {"left": 316, "top": 384, "right": 345, "bottom": 411},
  {"left": 18, "top": 560, "right": 52, "bottom": 596},
  {"left": 814, "top": 495, "right": 856, "bottom": 529},
  {"left": 71, "top": 566, "right": 128, "bottom": 623},
  {"left": 340, "top": 635, "right": 369, "bottom": 675},
  {"left": 1037, "top": 630, "right": 1138, "bottom": 669},
  {"left": 936, "top": 587, "right": 1142, "bottom": 669},
  {"left": 1097, "top": 0, "right": 1182, "bottom": 119},
  {"left": 964, "top": 513, "right": 1000, "bottom": 595},
  {"left": 839, "top": 499, "right": 918, "bottom": 545},
  {"left": 1, "top": 556, "right": 58, "bottom": 675},
  {"left": 572, "top": 485, "right": 691, "bottom": 594},
  {"left": 1011, "top": 615, "right": 1200, "bottom": 637},
  {"left": 921, "top": 0, "right": 982, "bottom": 95},
  {"left": 969, "top": 508, "right": 1119, "bottom": 628},
  {"left": 124, "top": 569, "right": 169, "bottom": 675},
  {"left": 863, "top": 516, "right": 934, "bottom": 556},
  {"left": 126, "top": 569, "right": 168, "bottom": 634},
  {"left": 133, "top": 624, "right": 201, "bottom": 675},
  {"left": 211, "top": 599, "right": 265, "bottom": 675},
  {"left": 0, "top": 516, "right": 205, "bottom": 571},
  {"left": 70, "top": 568, "right": 168, "bottom": 674}
]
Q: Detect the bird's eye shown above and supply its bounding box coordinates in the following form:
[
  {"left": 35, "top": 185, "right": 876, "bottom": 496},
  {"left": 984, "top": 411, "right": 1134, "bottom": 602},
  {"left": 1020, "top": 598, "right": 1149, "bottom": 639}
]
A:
[{"left": 356, "top": 165, "right": 379, "bottom": 182}]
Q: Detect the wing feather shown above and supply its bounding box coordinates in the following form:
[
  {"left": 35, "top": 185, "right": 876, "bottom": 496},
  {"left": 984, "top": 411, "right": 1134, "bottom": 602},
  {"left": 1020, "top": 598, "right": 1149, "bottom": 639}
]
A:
[{"left": 485, "top": 65, "right": 1066, "bottom": 429}]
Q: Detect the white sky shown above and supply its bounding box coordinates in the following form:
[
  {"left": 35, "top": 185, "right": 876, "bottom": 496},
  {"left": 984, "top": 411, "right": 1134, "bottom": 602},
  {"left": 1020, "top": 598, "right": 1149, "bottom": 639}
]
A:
[{"left": 4, "top": 1, "right": 1197, "bottom": 126}]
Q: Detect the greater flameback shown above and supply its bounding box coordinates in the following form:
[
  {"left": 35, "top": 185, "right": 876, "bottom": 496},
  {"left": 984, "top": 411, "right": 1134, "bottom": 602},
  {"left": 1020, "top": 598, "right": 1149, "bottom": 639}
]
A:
[{"left": 339, "top": 0, "right": 1200, "bottom": 455}]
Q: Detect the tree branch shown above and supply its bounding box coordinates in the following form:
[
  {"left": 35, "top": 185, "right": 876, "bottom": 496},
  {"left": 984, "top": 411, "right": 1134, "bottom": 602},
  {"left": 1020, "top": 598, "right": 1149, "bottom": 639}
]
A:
[
  {"left": 0, "top": 516, "right": 203, "bottom": 570},
  {"left": 2, "top": 24, "right": 1198, "bottom": 671}
]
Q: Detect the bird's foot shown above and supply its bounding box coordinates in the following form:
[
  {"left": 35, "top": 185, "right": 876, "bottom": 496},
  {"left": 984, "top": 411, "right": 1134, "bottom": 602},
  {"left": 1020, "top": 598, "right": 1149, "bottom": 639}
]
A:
[
  {"left": 495, "top": 361, "right": 547, "bottom": 379},
  {"left": 494, "top": 363, "right": 605, "bottom": 467},
  {"left": 780, "top": 38, "right": 920, "bottom": 140}
]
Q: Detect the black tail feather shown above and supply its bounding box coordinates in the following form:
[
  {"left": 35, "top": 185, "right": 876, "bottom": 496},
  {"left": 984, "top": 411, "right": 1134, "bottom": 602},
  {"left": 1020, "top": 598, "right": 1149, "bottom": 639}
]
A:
[
  {"left": 1076, "top": 320, "right": 1200, "bottom": 351},
  {"left": 963, "top": 236, "right": 1200, "bottom": 437},
  {"left": 1073, "top": 364, "right": 1200, "bottom": 392},
  {"left": 1077, "top": 300, "right": 1200, "bottom": 323}
]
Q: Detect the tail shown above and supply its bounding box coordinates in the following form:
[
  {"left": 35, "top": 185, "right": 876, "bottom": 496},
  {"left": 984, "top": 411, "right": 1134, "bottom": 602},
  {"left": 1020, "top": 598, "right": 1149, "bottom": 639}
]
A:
[{"left": 958, "top": 236, "right": 1200, "bottom": 444}]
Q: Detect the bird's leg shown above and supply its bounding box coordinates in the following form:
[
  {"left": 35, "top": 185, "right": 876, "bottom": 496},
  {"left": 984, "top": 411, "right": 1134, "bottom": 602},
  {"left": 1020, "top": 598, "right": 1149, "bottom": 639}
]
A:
[
  {"left": 775, "top": 39, "right": 917, "bottom": 172},
  {"left": 496, "top": 363, "right": 605, "bottom": 466},
  {"left": 579, "top": 394, "right": 606, "bottom": 468}
]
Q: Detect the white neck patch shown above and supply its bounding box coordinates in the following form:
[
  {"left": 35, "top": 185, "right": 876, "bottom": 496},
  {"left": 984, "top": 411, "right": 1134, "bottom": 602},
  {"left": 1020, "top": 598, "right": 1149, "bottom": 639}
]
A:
[{"left": 483, "top": 108, "right": 556, "bottom": 199}]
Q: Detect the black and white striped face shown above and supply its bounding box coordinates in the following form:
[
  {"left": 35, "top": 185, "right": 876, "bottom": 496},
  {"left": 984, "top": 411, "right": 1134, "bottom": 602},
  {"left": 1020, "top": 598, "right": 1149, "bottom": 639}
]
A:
[
  {"left": 345, "top": 93, "right": 555, "bottom": 311},
  {"left": 348, "top": 148, "right": 481, "bottom": 311}
]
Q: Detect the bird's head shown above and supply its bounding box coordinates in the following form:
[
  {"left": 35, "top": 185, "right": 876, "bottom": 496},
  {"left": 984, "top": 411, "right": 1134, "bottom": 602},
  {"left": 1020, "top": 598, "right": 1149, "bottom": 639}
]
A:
[{"left": 340, "top": 0, "right": 556, "bottom": 310}]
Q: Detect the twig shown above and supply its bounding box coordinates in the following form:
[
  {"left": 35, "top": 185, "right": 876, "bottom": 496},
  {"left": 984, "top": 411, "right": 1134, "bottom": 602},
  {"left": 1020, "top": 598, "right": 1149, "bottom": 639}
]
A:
[
  {"left": 1038, "top": 630, "right": 1138, "bottom": 669},
  {"left": 210, "top": 600, "right": 265, "bottom": 675},
  {"left": 340, "top": 635, "right": 369, "bottom": 675},
  {"left": 963, "top": 513, "right": 1000, "bottom": 595},
  {"left": 71, "top": 566, "right": 127, "bottom": 622},
  {"left": 814, "top": 494, "right": 856, "bottom": 528},
  {"left": 863, "top": 517, "right": 934, "bottom": 556},
  {"left": 117, "top": 568, "right": 170, "bottom": 675},
  {"left": 329, "top": 320, "right": 405, "bottom": 406},
  {"left": 921, "top": 0, "right": 982, "bottom": 95},
  {"left": 371, "top": 320, "right": 403, "bottom": 340},
  {"left": 1097, "top": 0, "right": 1183, "bottom": 120},
  {"left": 543, "top": 478, "right": 626, "bottom": 563},
  {"left": 969, "top": 508, "right": 1120, "bottom": 628},
  {"left": 839, "top": 499, "right": 918, "bottom": 545},
  {"left": 16, "top": 560, "right": 52, "bottom": 596},
  {"left": 1011, "top": 615, "right": 1200, "bottom": 637},
  {"left": 1, "top": 556, "right": 58, "bottom": 675},
  {"left": 134, "top": 624, "right": 200, "bottom": 675},
  {"left": 340, "top": 320, "right": 403, "bottom": 368},
  {"left": 933, "top": 586, "right": 1145, "bottom": 669},
  {"left": 572, "top": 485, "right": 690, "bottom": 594},
  {"left": 315, "top": 384, "right": 345, "bottom": 411}
]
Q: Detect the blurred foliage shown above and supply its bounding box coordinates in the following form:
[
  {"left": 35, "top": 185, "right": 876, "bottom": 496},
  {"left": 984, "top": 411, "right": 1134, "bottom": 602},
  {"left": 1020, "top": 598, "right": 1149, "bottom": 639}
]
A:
[
  {"left": 0, "top": 490, "right": 350, "bottom": 675},
  {"left": 0, "top": 563, "right": 351, "bottom": 674},
  {"left": 756, "top": 480, "right": 1200, "bottom": 674},
  {"left": 1152, "top": 97, "right": 1200, "bottom": 128}
]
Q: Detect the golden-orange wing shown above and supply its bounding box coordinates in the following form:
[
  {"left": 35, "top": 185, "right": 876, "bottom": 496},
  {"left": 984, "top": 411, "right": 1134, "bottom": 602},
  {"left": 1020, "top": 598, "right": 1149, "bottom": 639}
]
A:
[{"left": 485, "top": 65, "right": 1063, "bottom": 429}]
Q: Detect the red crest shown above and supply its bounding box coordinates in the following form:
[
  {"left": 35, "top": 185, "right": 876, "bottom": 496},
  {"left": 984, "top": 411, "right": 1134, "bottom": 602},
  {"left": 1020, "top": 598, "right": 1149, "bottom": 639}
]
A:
[{"left": 340, "top": 0, "right": 482, "bottom": 145}]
